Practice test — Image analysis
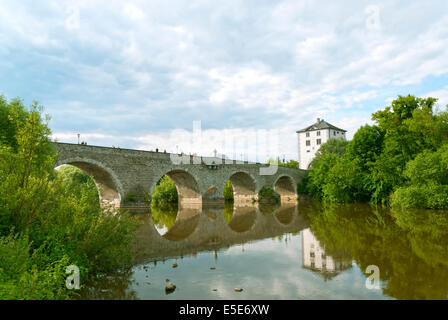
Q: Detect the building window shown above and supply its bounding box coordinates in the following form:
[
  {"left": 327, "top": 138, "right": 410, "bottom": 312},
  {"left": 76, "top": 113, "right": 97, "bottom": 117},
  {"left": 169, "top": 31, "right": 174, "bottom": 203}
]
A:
[
  {"left": 306, "top": 132, "right": 310, "bottom": 137},
  {"left": 317, "top": 131, "right": 320, "bottom": 136},
  {"left": 333, "top": 131, "right": 336, "bottom": 136},
  {"left": 306, "top": 140, "right": 310, "bottom": 146},
  {"left": 306, "top": 150, "right": 310, "bottom": 152},
  {"left": 317, "top": 139, "right": 321, "bottom": 145}
]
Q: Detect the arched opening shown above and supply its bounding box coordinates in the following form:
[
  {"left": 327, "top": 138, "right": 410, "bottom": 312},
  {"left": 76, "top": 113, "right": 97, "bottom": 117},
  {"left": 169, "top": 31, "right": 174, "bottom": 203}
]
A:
[
  {"left": 225, "top": 204, "right": 257, "bottom": 233},
  {"left": 150, "top": 171, "right": 201, "bottom": 239},
  {"left": 227, "top": 172, "right": 256, "bottom": 203},
  {"left": 274, "top": 203, "right": 296, "bottom": 225},
  {"left": 151, "top": 175, "right": 179, "bottom": 206},
  {"left": 165, "top": 170, "right": 201, "bottom": 204},
  {"left": 274, "top": 175, "right": 298, "bottom": 203},
  {"left": 152, "top": 204, "right": 201, "bottom": 241},
  {"left": 55, "top": 160, "right": 121, "bottom": 208},
  {"left": 151, "top": 170, "right": 201, "bottom": 205}
]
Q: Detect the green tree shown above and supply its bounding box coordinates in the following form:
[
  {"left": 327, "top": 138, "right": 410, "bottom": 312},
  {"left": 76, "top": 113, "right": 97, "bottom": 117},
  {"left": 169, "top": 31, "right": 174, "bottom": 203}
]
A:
[
  {"left": 0, "top": 95, "right": 28, "bottom": 151},
  {"left": 391, "top": 144, "right": 448, "bottom": 209},
  {"left": 298, "top": 138, "right": 347, "bottom": 199},
  {"left": 151, "top": 175, "right": 178, "bottom": 205},
  {"left": 322, "top": 158, "right": 370, "bottom": 203},
  {"left": 267, "top": 157, "right": 299, "bottom": 169},
  {"left": 316, "top": 138, "right": 349, "bottom": 158},
  {"left": 223, "top": 180, "right": 234, "bottom": 201},
  {"left": 300, "top": 153, "right": 339, "bottom": 199},
  {"left": 369, "top": 95, "right": 443, "bottom": 203},
  {"left": 345, "top": 125, "right": 383, "bottom": 169}
]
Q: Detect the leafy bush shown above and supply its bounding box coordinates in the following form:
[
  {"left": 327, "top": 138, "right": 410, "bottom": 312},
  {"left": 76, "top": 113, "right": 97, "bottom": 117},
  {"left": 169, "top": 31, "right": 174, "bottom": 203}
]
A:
[
  {"left": 299, "top": 153, "right": 339, "bottom": 199},
  {"left": 322, "top": 158, "right": 370, "bottom": 203},
  {"left": 223, "top": 180, "right": 234, "bottom": 201},
  {"left": 391, "top": 145, "right": 448, "bottom": 209},
  {"left": 258, "top": 186, "right": 280, "bottom": 204},
  {"left": 392, "top": 184, "right": 448, "bottom": 209},
  {"left": 151, "top": 175, "right": 178, "bottom": 205},
  {"left": 0, "top": 234, "right": 71, "bottom": 300},
  {"left": 316, "top": 138, "right": 349, "bottom": 158}
]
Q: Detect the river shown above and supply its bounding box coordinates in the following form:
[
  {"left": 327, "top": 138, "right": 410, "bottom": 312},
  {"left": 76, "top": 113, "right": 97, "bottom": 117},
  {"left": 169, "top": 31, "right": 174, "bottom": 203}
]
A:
[{"left": 79, "top": 198, "right": 448, "bottom": 300}]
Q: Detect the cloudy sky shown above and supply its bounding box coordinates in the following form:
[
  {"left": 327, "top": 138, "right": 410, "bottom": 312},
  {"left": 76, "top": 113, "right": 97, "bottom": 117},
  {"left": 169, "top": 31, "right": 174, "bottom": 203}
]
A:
[{"left": 1, "top": 0, "right": 447, "bottom": 162}]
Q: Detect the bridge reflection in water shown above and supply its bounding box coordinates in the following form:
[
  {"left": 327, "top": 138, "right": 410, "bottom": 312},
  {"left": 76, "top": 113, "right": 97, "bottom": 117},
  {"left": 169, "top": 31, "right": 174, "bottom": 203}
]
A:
[
  {"left": 133, "top": 203, "right": 309, "bottom": 264},
  {"left": 80, "top": 201, "right": 448, "bottom": 300}
]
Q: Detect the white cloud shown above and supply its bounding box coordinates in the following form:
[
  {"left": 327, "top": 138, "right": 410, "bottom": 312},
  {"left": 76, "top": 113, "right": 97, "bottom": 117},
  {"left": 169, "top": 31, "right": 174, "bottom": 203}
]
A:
[
  {"left": 1, "top": 0, "right": 448, "bottom": 159},
  {"left": 124, "top": 4, "right": 145, "bottom": 21},
  {"left": 425, "top": 86, "right": 448, "bottom": 109}
]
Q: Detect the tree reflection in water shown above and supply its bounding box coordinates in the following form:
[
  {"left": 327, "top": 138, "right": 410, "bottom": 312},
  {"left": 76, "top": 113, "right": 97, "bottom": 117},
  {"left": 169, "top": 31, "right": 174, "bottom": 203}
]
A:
[
  {"left": 306, "top": 202, "right": 448, "bottom": 300},
  {"left": 77, "top": 268, "right": 138, "bottom": 300}
]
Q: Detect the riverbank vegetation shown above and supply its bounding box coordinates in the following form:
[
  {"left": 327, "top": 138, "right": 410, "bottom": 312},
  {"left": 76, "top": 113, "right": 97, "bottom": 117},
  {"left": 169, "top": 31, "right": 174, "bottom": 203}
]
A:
[
  {"left": 0, "top": 96, "right": 140, "bottom": 299},
  {"left": 299, "top": 95, "right": 448, "bottom": 209}
]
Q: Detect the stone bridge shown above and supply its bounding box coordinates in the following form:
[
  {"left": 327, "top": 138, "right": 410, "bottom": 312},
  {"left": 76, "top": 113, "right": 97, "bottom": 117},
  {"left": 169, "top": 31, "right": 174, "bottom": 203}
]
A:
[{"left": 54, "top": 143, "right": 306, "bottom": 212}]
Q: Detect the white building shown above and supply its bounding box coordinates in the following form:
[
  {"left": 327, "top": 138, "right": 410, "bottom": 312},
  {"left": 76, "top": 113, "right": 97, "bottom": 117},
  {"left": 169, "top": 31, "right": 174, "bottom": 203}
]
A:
[
  {"left": 296, "top": 118, "right": 347, "bottom": 170},
  {"left": 301, "top": 228, "right": 352, "bottom": 280}
]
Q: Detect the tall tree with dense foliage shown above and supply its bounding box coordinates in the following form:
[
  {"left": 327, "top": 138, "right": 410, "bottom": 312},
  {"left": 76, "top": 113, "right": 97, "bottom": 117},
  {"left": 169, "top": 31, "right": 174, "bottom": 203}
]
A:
[
  {"left": 391, "top": 145, "right": 448, "bottom": 209},
  {"left": 370, "top": 95, "right": 446, "bottom": 204},
  {"left": 316, "top": 138, "right": 349, "bottom": 158},
  {"left": 0, "top": 96, "right": 140, "bottom": 299}
]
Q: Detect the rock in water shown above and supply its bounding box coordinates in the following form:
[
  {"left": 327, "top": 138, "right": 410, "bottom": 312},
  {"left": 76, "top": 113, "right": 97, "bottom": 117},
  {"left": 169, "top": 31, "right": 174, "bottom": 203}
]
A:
[
  {"left": 210, "top": 267, "right": 216, "bottom": 270},
  {"left": 234, "top": 288, "right": 243, "bottom": 292},
  {"left": 165, "top": 283, "right": 176, "bottom": 294}
]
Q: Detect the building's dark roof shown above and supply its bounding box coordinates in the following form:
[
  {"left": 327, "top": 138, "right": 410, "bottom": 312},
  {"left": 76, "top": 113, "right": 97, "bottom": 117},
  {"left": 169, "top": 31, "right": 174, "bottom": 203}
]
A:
[
  {"left": 296, "top": 118, "right": 347, "bottom": 133},
  {"left": 302, "top": 263, "right": 352, "bottom": 281}
]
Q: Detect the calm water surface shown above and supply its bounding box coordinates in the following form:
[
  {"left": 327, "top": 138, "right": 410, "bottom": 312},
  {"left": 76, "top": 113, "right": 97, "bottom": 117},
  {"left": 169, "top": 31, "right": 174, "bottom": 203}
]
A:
[{"left": 80, "top": 200, "right": 448, "bottom": 300}]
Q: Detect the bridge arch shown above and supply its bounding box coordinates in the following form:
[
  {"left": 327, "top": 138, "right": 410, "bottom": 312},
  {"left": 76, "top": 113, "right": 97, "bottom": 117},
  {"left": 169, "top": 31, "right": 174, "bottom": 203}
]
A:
[
  {"left": 226, "top": 205, "right": 257, "bottom": 233},
  {"left": 152, "top": 169, "right": 202, "bottom": 204},
  {"left": 274, "top": 203, "right": 296, "bottom": 225},
  {"left": 227, "top": 171, "right": 257, "bottom": 203},
  {"left": 162, "top": 205, "right": 202, "bottom": 241},
  {"left": 273, "top": 175, "right": 298, "bottom": 203},
  {"left": 55, "top": 157, "right": 123, "bottom": 208}
]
